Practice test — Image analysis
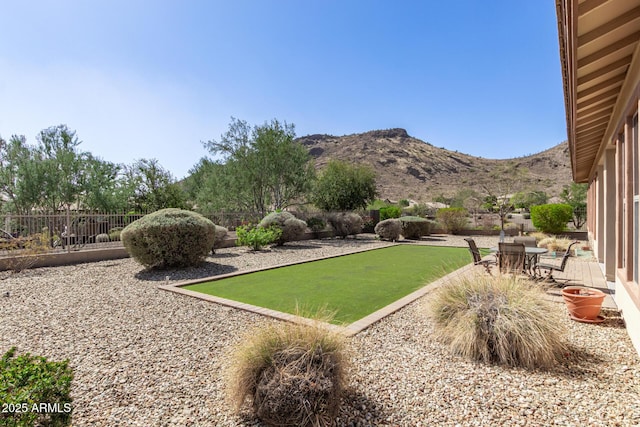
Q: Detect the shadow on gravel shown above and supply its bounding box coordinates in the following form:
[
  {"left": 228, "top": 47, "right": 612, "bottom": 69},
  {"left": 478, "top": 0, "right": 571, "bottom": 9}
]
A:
[
  {"left": 211, "top": 252, "right": 241, "bottom": 259},
  {"left": 419, "top": 236, "right": 447, "bottom": 242},
  {"left": 234, "top": 389, "right": 390, "bottom": 427},
  {"left": 550, "top": 344, "right": 607, "bottom": 379},
  {"left": 271, "top": 243, "right": 322, "bottom": 251},
  {"left": 338, "top": 389, "right": 389, "bottom": 426},
  {"left": 134, "top": 261, "right": 238, "bottom": 282}
]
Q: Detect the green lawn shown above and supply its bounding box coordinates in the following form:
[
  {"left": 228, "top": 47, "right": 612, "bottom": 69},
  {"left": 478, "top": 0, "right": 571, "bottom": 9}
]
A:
[{"left": 184, "top": 245, "right": 471, "bottom": 324}]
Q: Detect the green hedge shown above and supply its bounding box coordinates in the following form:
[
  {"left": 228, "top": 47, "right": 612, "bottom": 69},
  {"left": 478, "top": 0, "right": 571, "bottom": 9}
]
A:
[
  {"left": 530, "top": 204, "right": 573, "bottom": 234},
  {"left": 379, "top": 205, "right": 402, "bottom": 221}
]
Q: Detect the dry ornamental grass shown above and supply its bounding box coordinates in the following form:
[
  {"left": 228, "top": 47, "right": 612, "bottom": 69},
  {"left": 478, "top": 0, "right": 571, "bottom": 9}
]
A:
[
  {"left": 227, "top": 318, "right": 348, "bottom": 427},
  {"left": 427, "top": 273, "right": 568, "bottom": 369}
]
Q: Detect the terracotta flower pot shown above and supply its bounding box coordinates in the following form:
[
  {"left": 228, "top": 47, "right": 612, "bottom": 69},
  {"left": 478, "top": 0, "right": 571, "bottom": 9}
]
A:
[{"left": 561, "top": 286, "right": 605, "bottom": 322}]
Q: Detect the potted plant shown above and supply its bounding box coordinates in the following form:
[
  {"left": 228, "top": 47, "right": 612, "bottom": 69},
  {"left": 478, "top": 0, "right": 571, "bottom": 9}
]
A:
[{"left": 561, "top": 286, "right": 606, "bottom": 323}]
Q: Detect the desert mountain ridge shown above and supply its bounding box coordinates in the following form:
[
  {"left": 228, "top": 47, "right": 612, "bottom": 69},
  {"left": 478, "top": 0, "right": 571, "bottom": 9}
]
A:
[{"left": 296, "top": 128, "right": 572, "bottom": 202}]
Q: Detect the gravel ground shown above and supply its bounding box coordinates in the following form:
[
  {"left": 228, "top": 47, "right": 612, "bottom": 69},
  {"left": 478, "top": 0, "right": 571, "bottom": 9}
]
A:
[{"left": 1, "top": 235, "right": 639, "bottom": 426}]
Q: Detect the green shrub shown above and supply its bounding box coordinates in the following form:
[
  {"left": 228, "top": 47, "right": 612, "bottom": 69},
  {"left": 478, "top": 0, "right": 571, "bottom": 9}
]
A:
[
  {"left": 379, "top": 205, "right": 402, "bottom": 221},
  {"left": 0, "top": 347, "right": 73, "bottom": 426},
  {"left": 327, "top": 212, "right": 363, "bottom": 238},
  {"left": 121, "top": 208, "right": 216, "bottom": 269},
  {"left": 398, "top": 199, "right": 410, "bottom": 207},
  {"left": 427, "top": 274, "right": 567, "bottom": 369},
  {"left": 236, "top": 225, "right": 282, "bottom": 251},
  {"left": 108, "top": 227, "right": 123, "bottom": 241},
  {"left": 374, "top": 218, "right": 401, "bottom": 241},
  {"left": 306, "top": 216, "right": 326, "bottom": 233},
  {"left": 96, "top": 233, "right": 110, "bottom": 243},
  {"left": 227, "top": 320, "right": 347, "bottom": 426},
  {"left": 258, "top": 212, "right": 307, "bottom": 245},
  {"left": 399, "top": 216, "right": 433, "bottom": 239},
  {"left": 436, "top": 207, "right": 469, "bottom": 234},
  {"left": 212, "top": 225, "right": 228, "bottom": 253},
  {"left": 530, "top": 204, "right": 573, "bottom": 234}
]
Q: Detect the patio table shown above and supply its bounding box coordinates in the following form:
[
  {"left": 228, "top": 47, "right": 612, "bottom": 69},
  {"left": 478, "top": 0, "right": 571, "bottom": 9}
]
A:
[{"left": 490, "top": 246, "right": 548, "bottom": 276}]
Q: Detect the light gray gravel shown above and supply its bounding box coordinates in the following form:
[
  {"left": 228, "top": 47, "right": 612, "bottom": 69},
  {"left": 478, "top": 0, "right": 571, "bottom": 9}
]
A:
[{"left": 1, "top": 235, "right": 639, "bottom": 426}]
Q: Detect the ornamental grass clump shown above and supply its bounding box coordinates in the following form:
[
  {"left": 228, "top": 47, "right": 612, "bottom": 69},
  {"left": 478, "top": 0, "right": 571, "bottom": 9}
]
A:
[
  {"left": 258, "top": 211, "right": 307, "bottom": 245},
  {"left": 227, "top": 319, "right": 348, "bottom": 427},
  {"left": 427, "top": 274, "right": 567, "bottom": 369},
  {"left": 121, "top": 208, "right": 216, "bottom": 269}
]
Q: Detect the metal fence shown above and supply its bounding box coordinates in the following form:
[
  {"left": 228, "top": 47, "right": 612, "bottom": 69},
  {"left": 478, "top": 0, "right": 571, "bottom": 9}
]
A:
[{"left": 0, "top": 210, "right": 264, "bottom": 257}]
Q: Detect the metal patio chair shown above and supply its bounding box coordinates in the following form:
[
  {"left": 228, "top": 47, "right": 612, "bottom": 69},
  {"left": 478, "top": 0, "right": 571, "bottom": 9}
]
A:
[{"left": 464, "top": 238, "right": 496, "bottom": 275}]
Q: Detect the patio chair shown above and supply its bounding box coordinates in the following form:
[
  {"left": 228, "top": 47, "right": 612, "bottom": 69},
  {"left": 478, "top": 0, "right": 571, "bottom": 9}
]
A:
[
  {"left": 498, "top": 242, "right": 527, "bottom": 274},
  {"left": 535, "top": 241, "right": 580, "bottom": 283},
  {"left": 464, "top": 238, "right": 496, "bottom": 275}
]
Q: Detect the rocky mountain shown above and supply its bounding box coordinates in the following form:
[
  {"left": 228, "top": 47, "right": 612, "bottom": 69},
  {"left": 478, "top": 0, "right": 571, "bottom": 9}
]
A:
[{"left": 296, "top": 128, "right": 571, "bottom": 202}]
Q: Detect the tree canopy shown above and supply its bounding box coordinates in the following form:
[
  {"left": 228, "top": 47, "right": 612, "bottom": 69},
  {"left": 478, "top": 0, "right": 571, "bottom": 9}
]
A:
[
  {"left": 311, "top": 160, "right": 377, "bottom": 211},
  {"left": 192, "top": 118, "right": 314, "bottom": 215}
]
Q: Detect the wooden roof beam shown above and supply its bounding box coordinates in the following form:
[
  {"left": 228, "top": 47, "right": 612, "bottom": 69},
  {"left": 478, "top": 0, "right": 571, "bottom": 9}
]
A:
[
  {"left": 578, "top": 0, "right": 610, "bottom": 16},
  {"left": 577, "top": 31, "right": 640, "bottom": 69},
  {"left": 577, "top": 56, "right": 631, "bottom": 86},
  {"left": 577, "top": 87, "right": 620, "bottom": 109},
  {"left": 578, "top": 6, "right": 640, "bottom": 46},
  {"left": 577, "top": 73, "right": 625, "bottom": 98}
]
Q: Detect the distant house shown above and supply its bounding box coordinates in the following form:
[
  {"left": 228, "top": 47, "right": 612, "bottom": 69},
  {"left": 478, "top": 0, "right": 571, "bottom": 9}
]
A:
[{"left": 556, "top": 0, "right": 640, "bottom": 353}]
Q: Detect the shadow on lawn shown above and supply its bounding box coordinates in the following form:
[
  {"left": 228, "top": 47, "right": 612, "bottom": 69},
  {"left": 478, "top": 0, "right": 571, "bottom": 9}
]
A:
[{"left": 135, "top": 261, "right": 238, "bottom": 282}]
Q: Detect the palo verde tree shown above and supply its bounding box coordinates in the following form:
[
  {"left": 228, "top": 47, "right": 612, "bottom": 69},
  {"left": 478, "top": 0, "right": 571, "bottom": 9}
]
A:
[
  {"left": 311, "top": 160, "right": 377, "bottom": 211},
  {"left": 200, "top": 118, "right": 314, "bottom": 216}
]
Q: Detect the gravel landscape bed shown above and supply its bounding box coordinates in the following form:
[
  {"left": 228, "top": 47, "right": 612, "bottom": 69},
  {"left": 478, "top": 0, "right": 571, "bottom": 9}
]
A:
[{"left": 1, "top": 236, "right": 639, "bottom": 426}]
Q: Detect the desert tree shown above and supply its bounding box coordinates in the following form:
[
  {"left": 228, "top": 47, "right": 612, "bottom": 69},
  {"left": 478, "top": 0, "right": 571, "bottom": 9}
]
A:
[
  {"left": 201, "top": 118, "right": 314, "bottom": 216},
  {"left": 124, "top": 158, "right": 187, "bottom": 212},
  {"left": 312, "top": 160, "right": 377, "bottom": 211},
  {"left": 560, "top": 182, "right": 587, "bottom": 229},
  {"left": 481, "top": 162, "right": 527, "bottom": 230}
]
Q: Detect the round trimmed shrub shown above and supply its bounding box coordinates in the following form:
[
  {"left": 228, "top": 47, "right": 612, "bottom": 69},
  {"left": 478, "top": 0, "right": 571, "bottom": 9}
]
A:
[
  {"left": 109, "top": 227, "right": 123, "bottom": 241},
  {"left": 96, "top": 233, "right": 110, "bottom": 243},
  {"left": 399, "top": 216, "right": 433, "bottom": 239},
  {"left": 327, "top": 212, "right": 362, "bottom": 238},
  {"left": 121, "top": 208, "right": 216, "bottom": 268},
  {"left": 306, "top": 216, "right": 326, "bottom": 233},
  {"left": 375, "top": 218, "right": 401, "bottom": 241},
  {"left": 228, "top": 321, "right": 348, "bottom": 427},
  {"left": 258, "top": 212, "right": 307, "bottom": 245},
  {"left": 212, "top": 225, "right": 228, "bottom": 253},
  {"left": 427, "top": 274, "right": 567, "bottom": 369},
  {"left": 530, "top": 203, "right": 573, "bottom": 234}
]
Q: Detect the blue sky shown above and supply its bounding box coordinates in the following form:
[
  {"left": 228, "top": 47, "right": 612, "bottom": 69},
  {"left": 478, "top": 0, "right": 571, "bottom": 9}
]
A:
[{"left": 0, "top": 1, "right": 566, "bottom": 180}]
